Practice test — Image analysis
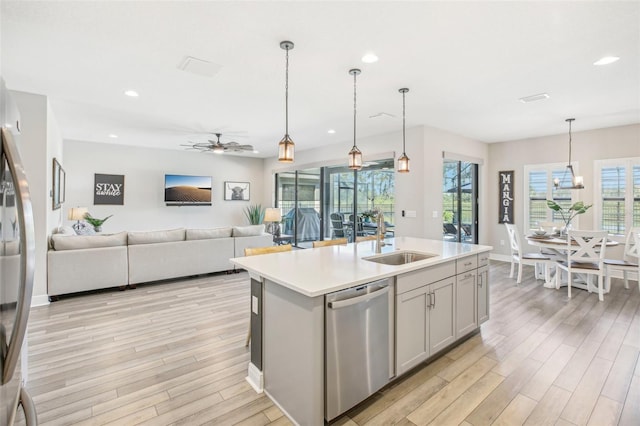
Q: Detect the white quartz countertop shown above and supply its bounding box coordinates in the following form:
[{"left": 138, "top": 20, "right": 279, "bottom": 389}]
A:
[{"left": 230, "top": 237, "right": 493, "bottom": 297}]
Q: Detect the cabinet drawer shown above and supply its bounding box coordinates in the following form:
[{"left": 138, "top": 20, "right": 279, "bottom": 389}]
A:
[
  {"left": 396, "top": 262, "right": 456, "bottom": 295},
  {"left": 478, "top": 252, "right": 490, "bottom": 267},
  {"left": 456, "top": 255, "right": 478, "bottom": 274}
]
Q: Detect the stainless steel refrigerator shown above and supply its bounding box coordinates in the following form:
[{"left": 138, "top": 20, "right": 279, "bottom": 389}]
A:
[{"left": 0, "top": 79, "right": 37, "bottom": 425}]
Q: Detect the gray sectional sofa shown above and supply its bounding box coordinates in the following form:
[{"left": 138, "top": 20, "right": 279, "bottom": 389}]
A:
[{"left": 47, "top": 225, "right": 272, "bottom": 299}]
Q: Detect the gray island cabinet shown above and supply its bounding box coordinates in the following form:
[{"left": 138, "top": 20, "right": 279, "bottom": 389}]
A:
[{"left": 231, "top": 237, "right": 492, "bottom": 425}]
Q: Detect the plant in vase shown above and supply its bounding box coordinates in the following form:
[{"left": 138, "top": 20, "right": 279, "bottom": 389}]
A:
[
  {"left": 361, "top": 210, "right": 376, "bottom": 222},
  {"left": 545, "top": 200, "right": 592, "bottom": 235},
  {"left": 83, "top": 213, "right": 113, "bottom": 232},
  {"left": 244, "top": 204, "right": 265, "bottom": 225}
]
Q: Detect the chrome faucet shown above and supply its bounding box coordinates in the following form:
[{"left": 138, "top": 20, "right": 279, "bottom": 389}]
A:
[{"left": 375, "top": 208, "right": 386, "bottom": 253}]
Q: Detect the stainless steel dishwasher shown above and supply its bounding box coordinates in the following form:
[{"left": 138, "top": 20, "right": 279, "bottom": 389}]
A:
[{"left": 325, "top": 278, "right": 392, "bottom": 421}]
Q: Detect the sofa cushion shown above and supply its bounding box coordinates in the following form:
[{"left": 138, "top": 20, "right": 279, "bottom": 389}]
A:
[
  {"left": 186, "top": 227, "right": 233, "bottom": 240},
  {"left": 232, "top": 224, "right": 265, "bottom": 237},
  {"left": 127, "top": 228, "right": 185, "bottom": 245},
  {"left": 51, "top": 232, "right": 128, "bottom": 251}
]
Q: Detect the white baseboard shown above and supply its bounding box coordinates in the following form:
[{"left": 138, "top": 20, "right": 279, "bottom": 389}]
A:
[
  {"left": 31, "top": 295, "right": 50, "bottom": 307},
  {"left": 490, "top": 253, "right": 511, "bottom": 263},
  {"left": 246, "top": 362, "right": 263, "bottom": 394}
]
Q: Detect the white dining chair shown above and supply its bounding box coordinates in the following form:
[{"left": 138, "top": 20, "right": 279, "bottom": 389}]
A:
[
  {"left": 604, "top": 227, "right": 639, "bottom": 293},
  {"left": 505, "top": 223, "right": 555, "bottom": 284},
  {"left": 556, "top": 230, "right": 608, "bottom": 301}
]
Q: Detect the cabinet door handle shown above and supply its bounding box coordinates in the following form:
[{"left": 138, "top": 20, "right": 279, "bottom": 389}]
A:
[
  {"left": 478, "top": 274, "right": 483, "bottom": 287},
  {"left": 426, "top": 292, "right": 432, "bottom": 308},
  {"left": 464, "top": 273, "right": 474, "bottom": 279},
  {"left": 431, "top": 291, "right": 436, "bottom": 308},
  {"left": 464, "top": 262, "right": 472, "bottom": 267}
]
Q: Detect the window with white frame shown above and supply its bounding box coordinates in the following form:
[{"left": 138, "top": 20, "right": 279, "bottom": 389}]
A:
[
  {"left": 524, "top": 163, "right": 578, "bottom": 230},
  {"left": 595, "top": 157, "right": 640, "bottom": 236}
]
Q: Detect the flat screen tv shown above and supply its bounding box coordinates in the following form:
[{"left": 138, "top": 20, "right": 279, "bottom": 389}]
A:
[{"left": 164, "top": 174, "right": 212, "bottom": 206}]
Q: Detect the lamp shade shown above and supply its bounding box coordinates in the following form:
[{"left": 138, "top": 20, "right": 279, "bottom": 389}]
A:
[
  {"left": 68, "top": 207, "right": 88, "bottom": 221},
  {"left": 264, "top": 208, "right": 282, "bottom": 223}
]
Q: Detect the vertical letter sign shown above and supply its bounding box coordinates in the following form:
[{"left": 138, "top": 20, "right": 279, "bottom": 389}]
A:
[{"left": 499, "top": 171, "right": 514, "bottom": 224}]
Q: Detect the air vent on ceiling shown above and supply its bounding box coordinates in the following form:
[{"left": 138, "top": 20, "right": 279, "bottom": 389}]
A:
[
  {"left": 519, "top": 93, "right": 550, "bottom": 103},
  {"left": 177, "top": 56, "right": 223, "bottom": 77}
]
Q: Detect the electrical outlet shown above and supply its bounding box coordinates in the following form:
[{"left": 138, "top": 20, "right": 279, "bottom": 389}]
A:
[
  {"left": 500, "top": 239, "right": 505, "bottom": 246},
  {"left": 432, "top": 210, "right": 438, "bottom": 218}
]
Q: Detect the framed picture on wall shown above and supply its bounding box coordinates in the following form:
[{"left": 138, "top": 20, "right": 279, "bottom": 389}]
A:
[
  {"left": 94, "top": 174, "right": 125, "bottom": 205},
  {"left": 52, "top": 158, "right": 65, "bottom": 210},
  {"left": 224, "top": 181, "right": 250, "bottom": 201}
]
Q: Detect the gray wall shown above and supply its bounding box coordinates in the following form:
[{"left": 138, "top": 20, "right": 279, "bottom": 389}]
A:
[{"left": 488, "top": 124, "right": 640, "bottom": 258}]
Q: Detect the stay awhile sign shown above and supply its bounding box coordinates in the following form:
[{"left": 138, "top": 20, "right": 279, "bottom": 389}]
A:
[
  {"left": 498, "top": 170, "right": 514, "bottom": 224},
  {"left": 94, "top": 173, "right": 125, "bottom": 205}
]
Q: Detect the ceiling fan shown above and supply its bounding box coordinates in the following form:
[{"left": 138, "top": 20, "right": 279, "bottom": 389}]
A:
[{"left": 181, "top": 133, "right": 254, "bottom": 154}]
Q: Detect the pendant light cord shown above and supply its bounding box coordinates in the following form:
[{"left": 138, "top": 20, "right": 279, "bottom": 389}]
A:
[
  {"left": 353, "top": 71, "right": 357, "bottom": 149},
  {"left": 402, "top": 90, "right": 406, "bottom": 154},
  {"left": 285, "top": 46, "right": 289, "bottom": 136},
  {"left": 567, "top": 119, "right": 572, "bottom": 165}
]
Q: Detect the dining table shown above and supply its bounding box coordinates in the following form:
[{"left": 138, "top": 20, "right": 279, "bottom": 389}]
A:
[{"left": 526, "top": 233, "right": 619, "bottom": 291}]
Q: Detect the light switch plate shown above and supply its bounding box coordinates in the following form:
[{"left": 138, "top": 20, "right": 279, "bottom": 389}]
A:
[
  {"left": 252, "top": 295, "right": 259, "bottom": 314},
  {"left": 432, "top": 210, "right": 438, "bottom": 218},
  {"left": 405, "top": 210, "right": 417, "bottom": 218}
]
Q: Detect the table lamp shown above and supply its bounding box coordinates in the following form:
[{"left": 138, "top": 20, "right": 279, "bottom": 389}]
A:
[
  {"left": 264, "top": 208, "right": 282, "bottom": 236},
  {"left": 68, "top": 207, "right": 88, "bottom": 233}
]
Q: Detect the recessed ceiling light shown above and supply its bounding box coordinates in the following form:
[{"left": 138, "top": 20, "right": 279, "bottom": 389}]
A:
[
  {"left": 253, "top": 150, "right": 259, "bottom": 154},
  {"left": 361, "top": 53, "right": 378, "bottom": 64},
  {"left": 328, "top": 129, "right": 336, "bottom": 134},
  {"left": 124, "top": 90, "right": 139, "bottom": 97},
  {"left": 593, "top": 56, "right": 620, "bottom": 66},
  {"left": 108, "top": 134, "right": 118, "bottom": 139},
  {"left": 519, "top": 93, "right": 550, "bottom": 103}
]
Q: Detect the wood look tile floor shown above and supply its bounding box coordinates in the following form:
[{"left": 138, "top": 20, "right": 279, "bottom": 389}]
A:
[{"left": 20, "top": 261, "right": 640, "bottom": 425}]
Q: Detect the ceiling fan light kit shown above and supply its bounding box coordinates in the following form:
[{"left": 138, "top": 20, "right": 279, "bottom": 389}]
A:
[
  {"left": 348, "top": 68, "right": 363, "bottom": 170},
  {"left": 278, "top": 40, "right": 295, "bottom": 163},
  {"left": 554, "top": 118, "right": 584, "bottom": 190},
  {"left": 397, "top": 88, "right": 410, "bottom": 173}
]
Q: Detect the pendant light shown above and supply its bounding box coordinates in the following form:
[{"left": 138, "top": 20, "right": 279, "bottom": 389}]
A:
[
  {"left": 397, "top": 88, "right": 410, "bottom": 173},
  {"left": 278, "top": 41, "right": 295, "bottom": 162},
  {"left": 348, "top": 68, "right": 363, "bottom": 170},
  {"left": 553, "top": 118, "right": 584, "bottom": 190}
]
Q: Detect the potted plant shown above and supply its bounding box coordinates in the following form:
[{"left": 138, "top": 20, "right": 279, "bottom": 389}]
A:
[
  {"left": 244, "top": 204, "right": 265, "bottom": 225},
  {"left": 83, "top": 212, "right": 113, "bottom": 232},
  {"left": 545, "top": 200, "right": 592, "bottom": 235}
]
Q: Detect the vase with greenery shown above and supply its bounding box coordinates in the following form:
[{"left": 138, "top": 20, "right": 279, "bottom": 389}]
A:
[
  {"left": 244, "top": 204, "right": 265, "bottom": 225},
  {"left": 84, "top": 213, "right": 113, "bottom": 232},
  {"left": 361, "top": 210, "right": 376, "bottom": 222},
  {"left": 545, "top": 200, "right": 592, "bottom": 235}
]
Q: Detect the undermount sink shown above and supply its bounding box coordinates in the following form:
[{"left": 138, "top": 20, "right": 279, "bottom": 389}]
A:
[{"left": 363, "top": 250, "right": 437, "bottom": 265}]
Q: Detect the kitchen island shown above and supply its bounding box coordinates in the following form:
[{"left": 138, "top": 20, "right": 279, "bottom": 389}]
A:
[{"left": 231, "top": 237, "right": 492, "bottom": 425}]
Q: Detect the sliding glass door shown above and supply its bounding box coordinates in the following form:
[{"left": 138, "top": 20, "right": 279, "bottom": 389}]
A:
[
  {"left": 442, "top": 159, "right": 478, "bottom": 243},
  {"left": 276, "top": 168, "right": 321, "bottom": 248},
  {"left": 276, "top": 159, "right": 395, "bottom": 248}
]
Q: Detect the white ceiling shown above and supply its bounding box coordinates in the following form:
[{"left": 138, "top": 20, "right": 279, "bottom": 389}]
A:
[{"left": 1, "top": 1, "right": 639, "bottom": 158}]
